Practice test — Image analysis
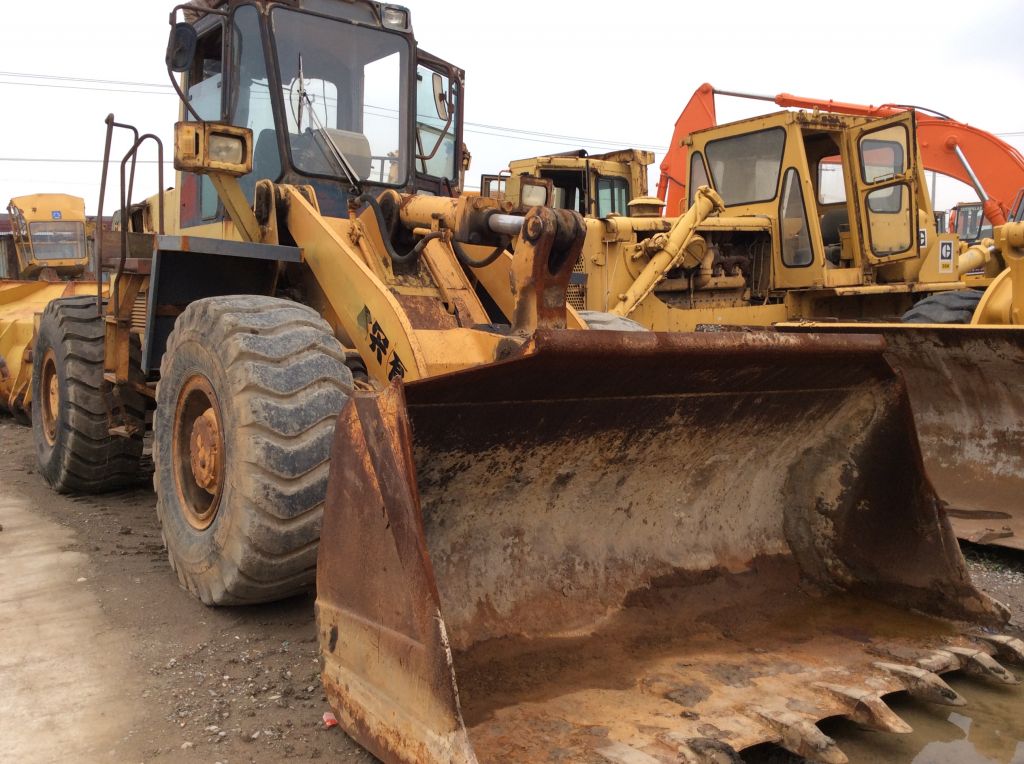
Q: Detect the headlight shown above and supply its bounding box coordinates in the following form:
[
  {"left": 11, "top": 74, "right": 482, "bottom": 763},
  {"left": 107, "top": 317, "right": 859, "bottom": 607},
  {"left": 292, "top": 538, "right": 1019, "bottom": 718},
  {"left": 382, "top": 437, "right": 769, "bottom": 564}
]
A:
[
  {"left": 173, "top": 121, "right": 253, "bottom": 178},
  {"left": 381, "top": 5, "right": 409, "bottom": 29},
  {"left": 209, "top": 133, "right": 245, "bottom": 165}
]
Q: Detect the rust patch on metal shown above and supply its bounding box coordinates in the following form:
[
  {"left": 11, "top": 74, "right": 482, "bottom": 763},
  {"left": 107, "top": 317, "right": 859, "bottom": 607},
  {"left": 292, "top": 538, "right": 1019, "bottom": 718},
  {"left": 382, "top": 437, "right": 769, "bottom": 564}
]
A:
[
  {"left": 316, "top": 329, "right": 1016, "bottom": 763},
  {"left": 777, "top": 324, "right": 1024, "bottom": 552}
]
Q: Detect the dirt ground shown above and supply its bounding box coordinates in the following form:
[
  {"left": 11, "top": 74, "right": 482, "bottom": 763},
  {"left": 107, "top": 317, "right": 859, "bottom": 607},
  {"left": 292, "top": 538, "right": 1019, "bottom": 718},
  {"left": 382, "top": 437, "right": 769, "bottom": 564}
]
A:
[
  {"left": 0, "top": 417, "right": 374, "bottom": 764},
  {"left": 0, "top": 415, "right": 1021, "bottom": 764}
]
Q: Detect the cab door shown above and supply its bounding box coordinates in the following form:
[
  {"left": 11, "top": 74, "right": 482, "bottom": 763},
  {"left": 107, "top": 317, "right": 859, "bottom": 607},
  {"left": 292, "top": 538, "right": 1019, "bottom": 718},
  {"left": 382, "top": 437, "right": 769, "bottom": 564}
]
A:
[
  {"left": 840, "top": 112, "right": 920, "bottom": 265},
  {"left": 413, "top": 50, "right": 464, "bottom": 196}
]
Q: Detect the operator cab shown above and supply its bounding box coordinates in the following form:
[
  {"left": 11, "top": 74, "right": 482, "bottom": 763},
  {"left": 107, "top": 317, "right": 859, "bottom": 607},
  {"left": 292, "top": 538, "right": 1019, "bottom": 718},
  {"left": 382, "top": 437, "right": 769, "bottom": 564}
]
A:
[
  {"left": 949, "top": 201, "right": 993, "bottom": 244},
  {"left": 686, "top": 110, "right": 937, "bottom": 293},
  {"left": 482, "top": 149, "right": 651, "bottom": 218},
  {"left": 175, "top": 0, "right": 465, "bottom": 227}
]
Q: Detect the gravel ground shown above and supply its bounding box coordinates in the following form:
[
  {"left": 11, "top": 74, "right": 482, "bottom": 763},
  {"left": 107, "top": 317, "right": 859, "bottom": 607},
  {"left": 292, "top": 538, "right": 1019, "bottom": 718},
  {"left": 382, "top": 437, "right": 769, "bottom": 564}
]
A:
[{"left": 964, "top": 543, "right": 1024, "bottom": 636}]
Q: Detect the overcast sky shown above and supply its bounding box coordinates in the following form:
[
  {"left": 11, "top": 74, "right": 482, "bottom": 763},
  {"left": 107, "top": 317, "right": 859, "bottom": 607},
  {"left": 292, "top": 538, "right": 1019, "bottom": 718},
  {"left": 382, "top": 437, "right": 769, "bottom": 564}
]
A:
[{"left": 1, "top": 0, "right": 1022, "bottom": 216}]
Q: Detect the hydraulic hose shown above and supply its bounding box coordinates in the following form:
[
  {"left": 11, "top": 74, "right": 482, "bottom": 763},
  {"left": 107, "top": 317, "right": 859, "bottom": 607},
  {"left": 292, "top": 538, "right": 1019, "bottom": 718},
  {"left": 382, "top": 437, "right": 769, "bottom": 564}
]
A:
[
  {"left": 352, "top": 192, "right": 424, "bottom": 264},
  {"left": 451, "top": 238, "right": 508, "bottom": 268},
  {"left": 354, "top": 193, "right": 510, "bottom": 267}
]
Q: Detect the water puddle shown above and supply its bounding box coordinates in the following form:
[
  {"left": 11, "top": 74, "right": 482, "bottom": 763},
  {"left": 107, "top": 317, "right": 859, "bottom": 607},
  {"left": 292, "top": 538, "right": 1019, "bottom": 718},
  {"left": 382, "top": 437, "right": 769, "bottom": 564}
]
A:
[{"left": 820, "top": 671, "right": 1024, "bottom": 764}]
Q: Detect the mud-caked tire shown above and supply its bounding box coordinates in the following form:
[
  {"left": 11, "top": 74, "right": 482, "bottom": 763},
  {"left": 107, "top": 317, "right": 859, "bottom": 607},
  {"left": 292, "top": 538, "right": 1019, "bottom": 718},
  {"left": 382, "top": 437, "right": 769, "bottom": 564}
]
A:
[
  {"left": 901, "top": 289, "right": 982, "bottom": 324},
  {"left": 154, "top": 296, "right": 353, "bottom": 606},
  {"left": 32, "top": 296, "right": 146, "bottom": 493}
]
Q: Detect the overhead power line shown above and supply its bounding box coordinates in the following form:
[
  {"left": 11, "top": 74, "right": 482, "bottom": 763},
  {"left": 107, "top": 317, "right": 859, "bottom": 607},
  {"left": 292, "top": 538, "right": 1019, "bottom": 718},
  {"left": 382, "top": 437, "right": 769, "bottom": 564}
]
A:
[
  {"left": 0, "top": 71, "right": 169, "bottom": 88},
  {"left": 0, "top": 70, "right": 668, "bottom": 151},
  {"left": 2, "top": 69, "right": 1017, "bottom": 146},
  {"left": 0, "top": 80, "right": 174, "bottom": 96}
]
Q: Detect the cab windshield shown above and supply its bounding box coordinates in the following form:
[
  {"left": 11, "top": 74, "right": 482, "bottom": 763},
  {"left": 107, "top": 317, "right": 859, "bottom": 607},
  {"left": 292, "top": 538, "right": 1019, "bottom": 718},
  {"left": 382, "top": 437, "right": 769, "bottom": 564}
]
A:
[
  {"left": 270, "top": 7, "right": 409, "bottom": 186},
  {"left": 29, "top": 221, "right": 86, "bottom": 260}
]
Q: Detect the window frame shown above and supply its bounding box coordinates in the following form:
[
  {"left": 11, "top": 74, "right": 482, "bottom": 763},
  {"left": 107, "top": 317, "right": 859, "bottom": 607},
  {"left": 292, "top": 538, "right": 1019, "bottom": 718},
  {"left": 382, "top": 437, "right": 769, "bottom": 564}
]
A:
[
  {"left": 594, "top": 174, "right": 630, "bottom": 218},
  {"left": 704, "top": 126, "right": 787, "bottom": 206},
  {"left": 413, "top": 61, "right": 460, "bottom": 184},
  {"left": 266, "top": 4, "right": 413, "bottom": 189},
  {"left": 27, "top": 221, "right": 87, "bottom": 261},
  {"left": 864, "top": 181, "right": 914, "bottom": 257},
  {"left": 183, "top": 14, "right": 228, "bottom": 224},
  {"left": 778, "top": 167, "right": 815, "bottom": 269},
  {"left": 857, "top": 126, "right": 908, "bottom": 186},
  {"left": 688, "top": 151, "right": 709, "bottom": 208}
]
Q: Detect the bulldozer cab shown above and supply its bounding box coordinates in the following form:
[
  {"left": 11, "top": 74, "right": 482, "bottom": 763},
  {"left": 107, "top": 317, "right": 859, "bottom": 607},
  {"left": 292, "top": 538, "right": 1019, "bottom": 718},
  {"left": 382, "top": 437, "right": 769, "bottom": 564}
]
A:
[
  {"left": 173, "top": 1, "right": 465, "bottom": 230},
  {"left": 483, "top": 149, "right": 652, "bottom": 218},
  {"left": 5, "top": 194, "right": 90, "bottom": 279},
  {"left": 687, "top": 110, "right": 937, "bottom": 290}
]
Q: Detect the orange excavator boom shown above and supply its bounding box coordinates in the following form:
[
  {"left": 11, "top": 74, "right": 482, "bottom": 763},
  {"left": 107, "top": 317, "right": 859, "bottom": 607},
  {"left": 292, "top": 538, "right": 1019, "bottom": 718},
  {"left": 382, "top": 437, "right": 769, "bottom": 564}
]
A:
[{"left": 659, "top": 84, "right": 1024, "bottom": 225}]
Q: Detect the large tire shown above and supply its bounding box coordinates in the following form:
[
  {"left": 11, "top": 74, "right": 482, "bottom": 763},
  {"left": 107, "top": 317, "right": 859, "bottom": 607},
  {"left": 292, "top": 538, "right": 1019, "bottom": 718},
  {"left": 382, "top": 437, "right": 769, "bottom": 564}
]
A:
[
  {"left": 578, "top": 310, "right": 650, "bottom": 332},
  {"left": 154, "top": 296, "right": 353, "bottom": 605},
  {"left": 32, "top": 296, "right": 146, "bottom": 492},
  {"left": 901, "top": 289, "right": 982, "bottom": 324}
]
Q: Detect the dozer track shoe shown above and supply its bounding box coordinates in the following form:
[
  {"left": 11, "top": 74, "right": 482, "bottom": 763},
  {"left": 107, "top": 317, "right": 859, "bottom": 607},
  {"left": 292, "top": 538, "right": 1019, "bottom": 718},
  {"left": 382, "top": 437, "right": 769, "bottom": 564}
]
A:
[{"left": 315, "top": 329, "right": 1015, "bottom": 764}]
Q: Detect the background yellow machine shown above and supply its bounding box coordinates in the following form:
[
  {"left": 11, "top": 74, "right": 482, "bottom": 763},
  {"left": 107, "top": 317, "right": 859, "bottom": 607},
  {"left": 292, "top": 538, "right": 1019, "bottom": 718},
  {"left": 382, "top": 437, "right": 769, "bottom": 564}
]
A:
[
  {"left": 4, "top": 194, "right": 92, "bottom": 280},
  {"left": 16, "top": 2, "right": 1024, "bottom": 762},
  {"left": 0, "top": 194, "right": 98, "bottom": 419},
  {"left": 502, "top": 108, "right": 1024, "bottom": 552}
]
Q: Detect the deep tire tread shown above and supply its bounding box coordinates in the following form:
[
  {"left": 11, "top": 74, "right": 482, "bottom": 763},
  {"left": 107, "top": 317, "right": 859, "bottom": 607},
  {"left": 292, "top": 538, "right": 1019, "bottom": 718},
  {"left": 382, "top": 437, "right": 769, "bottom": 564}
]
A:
[
  {"left": 32, "top": 296, "right": 146, "bottom": 493},
  {"left": 901, "top": 289, "right": 983, "bottom": 324},
  {"left": 154, "top": 296, "right": 352, "bottom": 606}
]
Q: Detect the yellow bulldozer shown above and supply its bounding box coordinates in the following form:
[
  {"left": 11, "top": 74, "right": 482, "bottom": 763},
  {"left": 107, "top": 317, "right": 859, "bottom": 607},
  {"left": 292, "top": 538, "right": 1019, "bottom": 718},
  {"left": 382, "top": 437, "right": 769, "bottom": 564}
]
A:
[
  {"left": 500, "top": 107, "right": 1024, "bottom": 554},
  {"left": 21, "top": 2, "right": 1024, "bottom": 762},
  {"left": 0, "top": 194, "right": 98, "bottom": 420},
  {"left": 480, "top": 148, "right": 652, "bottom": 218}
]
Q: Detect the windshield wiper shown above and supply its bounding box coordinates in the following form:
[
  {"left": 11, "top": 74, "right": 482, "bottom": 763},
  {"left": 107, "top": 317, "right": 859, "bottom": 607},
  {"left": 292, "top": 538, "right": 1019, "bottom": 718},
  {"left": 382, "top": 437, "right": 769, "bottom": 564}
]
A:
[{"left": 296, "top": 54, "right": 363, "bottom": 195}]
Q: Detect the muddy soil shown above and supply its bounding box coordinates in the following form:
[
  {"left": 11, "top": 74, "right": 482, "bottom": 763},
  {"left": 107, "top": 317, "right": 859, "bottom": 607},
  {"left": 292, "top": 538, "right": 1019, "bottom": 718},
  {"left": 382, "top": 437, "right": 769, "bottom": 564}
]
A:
[{"left": 1, "top": 415, "right": 1021, "bottom": 763}]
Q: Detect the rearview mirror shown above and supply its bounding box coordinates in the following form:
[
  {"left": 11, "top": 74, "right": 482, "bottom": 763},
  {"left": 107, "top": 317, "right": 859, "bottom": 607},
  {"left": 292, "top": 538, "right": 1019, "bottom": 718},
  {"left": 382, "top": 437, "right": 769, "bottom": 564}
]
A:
[
  {"left": 432, "top": 73, "right": 449, "bottom": 122},
  {"left": 166, "top": 22, "right": 199, "bottom": 73}
]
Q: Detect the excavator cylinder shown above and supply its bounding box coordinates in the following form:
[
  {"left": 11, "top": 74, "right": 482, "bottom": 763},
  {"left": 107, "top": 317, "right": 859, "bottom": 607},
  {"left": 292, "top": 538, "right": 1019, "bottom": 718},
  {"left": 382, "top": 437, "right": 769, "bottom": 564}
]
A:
[{"left": 316, "top": 329, "right": 1014, "bottom": 764}]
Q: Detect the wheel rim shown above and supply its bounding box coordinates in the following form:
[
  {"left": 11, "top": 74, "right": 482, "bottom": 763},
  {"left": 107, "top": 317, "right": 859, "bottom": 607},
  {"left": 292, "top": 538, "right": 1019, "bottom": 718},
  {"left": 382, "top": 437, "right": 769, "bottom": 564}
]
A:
[
  {"left": 172, "top": 374, "right": 225, "bottom": 531},
  {"left": 40, "top": 350, "right": 59, "bottom": 446}
]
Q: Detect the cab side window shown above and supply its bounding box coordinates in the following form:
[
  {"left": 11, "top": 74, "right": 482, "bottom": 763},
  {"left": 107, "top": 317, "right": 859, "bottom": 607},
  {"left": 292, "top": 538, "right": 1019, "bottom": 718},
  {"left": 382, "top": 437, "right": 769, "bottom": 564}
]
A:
[
  {"left": 596, "top": 176, "right": 629, "bottom": 218},
  {"left": 182, "top": 25, "right": 224, "bottom": 225}
]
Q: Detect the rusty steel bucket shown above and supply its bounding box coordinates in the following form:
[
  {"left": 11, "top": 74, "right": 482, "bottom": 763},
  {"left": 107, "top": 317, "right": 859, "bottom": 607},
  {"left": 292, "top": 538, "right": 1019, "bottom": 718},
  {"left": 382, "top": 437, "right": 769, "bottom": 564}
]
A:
[
  {"left": 316, "top": 329, "right": 1020, "bottom": 764},
  {"left": 774, "top": 324, "right": 1024, "bottom": 551},
  {"left": 879, "top": 327, "right": 1024, "bottom": 550}
]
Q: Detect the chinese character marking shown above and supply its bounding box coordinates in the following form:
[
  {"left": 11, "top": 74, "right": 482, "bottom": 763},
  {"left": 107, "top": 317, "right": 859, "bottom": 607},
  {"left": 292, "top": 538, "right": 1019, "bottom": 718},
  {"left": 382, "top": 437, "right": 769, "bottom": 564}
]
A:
[
  {"left": 387, "top": 353, "right": 406, "bottom": 381},
  {"left": 368, "top": 321, "right": 389, "bottom": 364}
]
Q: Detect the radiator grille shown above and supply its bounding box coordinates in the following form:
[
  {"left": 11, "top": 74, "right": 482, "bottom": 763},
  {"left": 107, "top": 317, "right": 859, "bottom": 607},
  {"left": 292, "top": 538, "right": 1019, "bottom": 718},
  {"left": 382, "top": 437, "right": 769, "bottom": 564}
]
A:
[{"left": 567, "top": 255, "right": 587, "bottom": 311}]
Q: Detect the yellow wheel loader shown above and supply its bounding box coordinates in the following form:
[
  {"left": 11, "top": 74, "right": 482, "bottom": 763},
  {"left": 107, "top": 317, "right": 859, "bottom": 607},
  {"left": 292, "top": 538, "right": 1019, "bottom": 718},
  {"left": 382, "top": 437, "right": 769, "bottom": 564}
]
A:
[
  {"left": 0, "top": 194, "right": 100, "bottom": 420},
  {"left": 502, "top": 109, "right": 1024, "bottom": 554},
  {"left": 27, "top": 2, "right": 1023, "bottom": 761},
  {"left": 5, "top": 194, "right": 92, "bottom": 280}
]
